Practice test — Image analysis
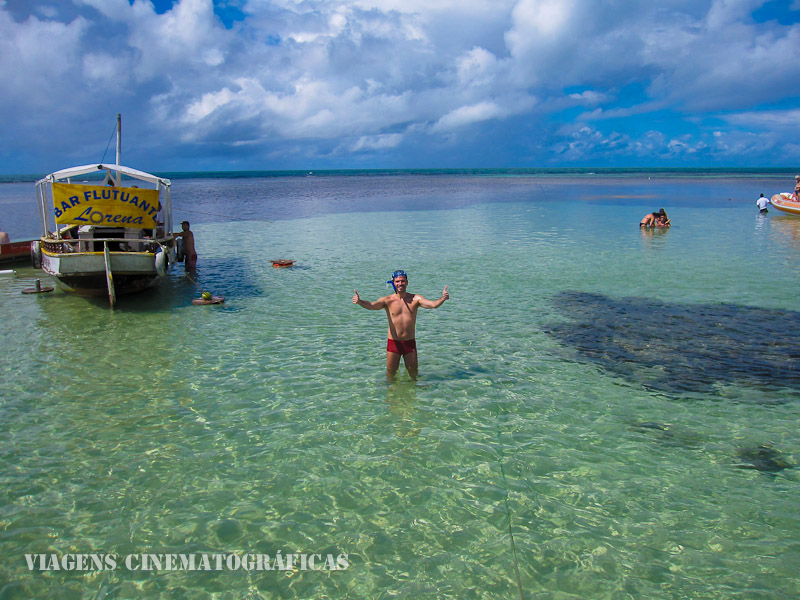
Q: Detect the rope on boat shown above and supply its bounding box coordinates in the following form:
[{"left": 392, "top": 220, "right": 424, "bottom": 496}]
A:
[
  {"left": 184, "top": 271, "right": 203, "bottom": 291},
  {"left": 99, "top": 121, "right": 118, "bottom": 165},
  {"left": 184, "top": 271, "right": 209, "bottom": 297}
]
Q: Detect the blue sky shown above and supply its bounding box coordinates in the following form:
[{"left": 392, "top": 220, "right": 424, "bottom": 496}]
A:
[{"left": 1, "top": 0, "right": 800, "bottom": 173}]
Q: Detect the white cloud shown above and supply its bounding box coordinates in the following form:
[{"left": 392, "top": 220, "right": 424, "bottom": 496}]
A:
[
  {"left": 185, "top": 87, "right": 238, "bottom": 123},
  {"left": 722, "top": 109, "right": 800, "bottom": 130},
  {"left": 550, "top": 124, "right": 719, "bottom": 162},
  {"left": 506, "top": 0, "right": 575, "bottom": 53},
  {"left": 286, "top": 9, "right": 348, "bottom": 43},
  {"left": 568, "top": 91, "right": 607, "bottom": 106},
  {"left": 74, "top": 0, "right": 130, "bottom": 19},
  {"left": 456, "top": 46, "right": 498, "bottom": 87},
  {"left": 35, "top": 5, "right": 57, "bottom": 18},
  {"left": 705, "top": 0, "right": 763, "bottom": 31},
  {"left": 0, "top": 8, "right": 88, "bottom": 105},
  {"left": 81, "top": 52, "right": 130, "bottom": 84},
  {"left": 350, "top": 133, "right": 403, "bottom": 151},
  {"left": 432, "top": 101, "right": 504, "bottom": 132}
]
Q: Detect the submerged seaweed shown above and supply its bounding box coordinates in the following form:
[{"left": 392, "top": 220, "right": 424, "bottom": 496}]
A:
[
  {"left": 735, "top": 444, "right": 793, "bottom": 473},
  {"left": 544, "top": 291, "right": 800, "bottom": 395}
]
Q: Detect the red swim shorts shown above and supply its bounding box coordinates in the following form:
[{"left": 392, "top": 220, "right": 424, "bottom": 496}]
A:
[{"left": 387, "top": 338, "right": 417, "bottom": 355}]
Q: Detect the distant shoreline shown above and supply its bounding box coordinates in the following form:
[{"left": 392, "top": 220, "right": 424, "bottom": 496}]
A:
[{"left": 1, "top": 166, "right": 798, "bottom": 184}]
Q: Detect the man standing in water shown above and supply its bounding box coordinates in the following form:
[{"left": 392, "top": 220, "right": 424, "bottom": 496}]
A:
[
  {"left": 353, "top": 270, "right": 449, "bottom": 379},
  {"left": 756, "top": 193, "right": 770, "bottom": 214},
  {"left": 174, "top": 221, "right": 197, "bottom": 270}
]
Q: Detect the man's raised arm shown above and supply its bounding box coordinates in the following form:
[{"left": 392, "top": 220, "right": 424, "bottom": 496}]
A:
[
  {"left": 418, "top": 285, "right": 449, "bottom": 309},
  {"left": 353, "top": 290, "right": 386, "bottom": 310}
]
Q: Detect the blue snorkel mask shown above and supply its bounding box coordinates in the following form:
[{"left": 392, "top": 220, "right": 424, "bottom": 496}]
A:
[{"left": 387, "top": 270, "right": 407, "bottom": 292}]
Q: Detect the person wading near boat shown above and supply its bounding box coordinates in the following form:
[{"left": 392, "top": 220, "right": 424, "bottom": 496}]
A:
[
  {"left": 353, "top": 270, "right": 449, "bottom": 380},
  {"left": 756, "top": 193, "right": 770, "bottom": 214},
  {"left": 0, "top": 226, "right": 9, "bottom": 245},
  {"left": 174, "top": 221, "right": 197, "bottom": 270}
]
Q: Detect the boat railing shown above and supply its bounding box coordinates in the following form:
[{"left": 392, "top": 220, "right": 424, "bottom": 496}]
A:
[{"left": 42, "top": 237, "right": 171, "bottom": 254}]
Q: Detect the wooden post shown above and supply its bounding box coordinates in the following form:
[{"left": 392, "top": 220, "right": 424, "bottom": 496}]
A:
[{"left": 104, "top": 242, "right": 116, "bottom": 308}]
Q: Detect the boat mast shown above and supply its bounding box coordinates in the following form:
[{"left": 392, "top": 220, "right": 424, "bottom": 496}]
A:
[{"left": 115, "top": 113, "right": 121, "bottom": 166}]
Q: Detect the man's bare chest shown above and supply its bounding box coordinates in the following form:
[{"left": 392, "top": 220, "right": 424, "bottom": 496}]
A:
[{"left": 387, "top": 297, "right": 416, "bottom": 317}]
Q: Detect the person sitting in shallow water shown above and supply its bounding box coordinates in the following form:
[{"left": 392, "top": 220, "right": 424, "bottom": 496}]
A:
[{"left": 640, "top": 208, "right": 669, "bottom": 227}]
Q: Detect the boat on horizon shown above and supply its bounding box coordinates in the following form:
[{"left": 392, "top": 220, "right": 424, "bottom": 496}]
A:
[
  {"left": 32, "top": 115, "right": 177, "bottom": 307},
  {"left": 770, "top": 193, "right": 800, "bottom": 216}
]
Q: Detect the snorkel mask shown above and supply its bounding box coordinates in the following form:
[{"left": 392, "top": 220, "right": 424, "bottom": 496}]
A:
[{"left": 386, "top": 270, "right": 407, "bottom": 292}]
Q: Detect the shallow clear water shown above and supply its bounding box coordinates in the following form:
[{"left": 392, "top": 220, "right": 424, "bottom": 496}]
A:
[{"left": 1, "top": 175, "right": 799, "bottom": 599}]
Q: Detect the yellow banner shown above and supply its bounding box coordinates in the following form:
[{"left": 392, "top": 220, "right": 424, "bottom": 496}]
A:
[{"left": 52, "top": 183, "right": 160, "bottom": 227}]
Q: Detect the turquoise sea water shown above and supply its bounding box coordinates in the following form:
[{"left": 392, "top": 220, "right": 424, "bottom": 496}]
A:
[{"left": 1, "top": 173, "right": 799, "bottom": 599}]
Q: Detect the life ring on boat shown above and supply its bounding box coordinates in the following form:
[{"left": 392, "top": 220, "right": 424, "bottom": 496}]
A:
[
  {"left": 31, "top": 241, "right": 42, "bottom": 269},
  {"left": 155, "top": 247, "right": 169, "bottom": 277}
]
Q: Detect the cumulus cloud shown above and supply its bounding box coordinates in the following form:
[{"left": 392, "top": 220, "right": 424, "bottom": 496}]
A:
[
  {"left": 432, "top": 101, "right": 504, "bottom": 132},
  {"left": 0, "top": 0, "right": 799, "bottom": 170},
  {"left": 506, "top": 0, "right": 576, "bottom": 53},
  {"left": 722, "top": 109, "right": 800, "bottom": 131},
  {"left": 568, "top": 91, "right": 608, "bottom": 106},
  {"left": 456, "top": 47, "right": 498, "bottom": 88},
  {"left": 0, "top": 8, "right": 88, "bottom": 104},
  {"left": 551, "top": 124, "right": 718, "bottom": 163},
  {"left": 350, "top": 133, "right": 403, "bottom": 151}
]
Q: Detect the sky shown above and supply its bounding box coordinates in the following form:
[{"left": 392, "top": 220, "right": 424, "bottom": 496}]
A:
[{"left": 1, "top": 0, "right": 800, "bottom": 173}]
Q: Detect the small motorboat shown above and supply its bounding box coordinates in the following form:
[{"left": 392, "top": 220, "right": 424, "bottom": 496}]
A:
[
  {"left": 271, "top": 259, "right": 295, "bottom": 268},
  {"left": 770, "top": 193, "right": 800, "bottom": 216}
]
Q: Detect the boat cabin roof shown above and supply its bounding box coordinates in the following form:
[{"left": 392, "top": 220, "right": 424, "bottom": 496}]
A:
[{"left": 38, "top": 163, "right": 170, "bottom": 187}]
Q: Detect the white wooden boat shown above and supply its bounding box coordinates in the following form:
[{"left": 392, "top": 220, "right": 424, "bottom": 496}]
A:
[
  {"left": 770, "top": 193, "right": 800, "bottom": 216},
  {"left": 32, "top": 116, "right": 176, "bottom": 306}
]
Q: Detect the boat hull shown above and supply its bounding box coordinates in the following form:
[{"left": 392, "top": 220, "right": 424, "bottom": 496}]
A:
[
  {"left": 0, "top": 241, "right": 33, "bottom": 265},
  {"left": 41, "top": 248, "right": 171, "bottom": 296},
  {"left": 770, "top": 193, "right": 800, "bottom": 215}
]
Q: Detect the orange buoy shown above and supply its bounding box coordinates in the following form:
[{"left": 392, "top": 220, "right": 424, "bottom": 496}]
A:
[{"left": 271, "top": 259, "right": 295, "bottom": 268}]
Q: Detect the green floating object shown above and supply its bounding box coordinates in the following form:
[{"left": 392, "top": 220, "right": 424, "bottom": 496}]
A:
[{"left": 192, "top": 296, "right": 225, "bottom": 305}]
